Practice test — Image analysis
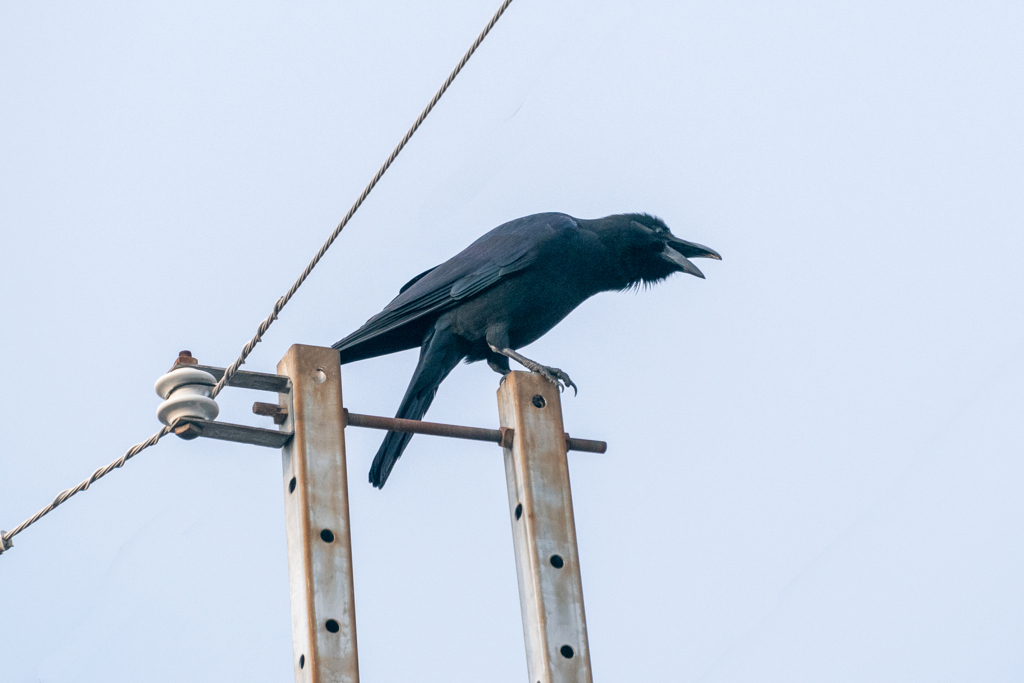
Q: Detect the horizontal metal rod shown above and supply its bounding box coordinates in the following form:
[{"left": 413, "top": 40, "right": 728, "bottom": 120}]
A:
[
  {"left": 342, "top": 409, "right": 606, "bottom": 454},
  {"left": 344, "top": 410, "right": 508, "bottom": 445}
]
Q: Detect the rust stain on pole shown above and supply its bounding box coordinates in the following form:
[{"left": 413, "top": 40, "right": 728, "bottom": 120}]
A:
[
  {"left": 498, "top": 372, "right": 593, "bottom": 683},
  {"left": 278, "top": 345, "right": 359, "bottom": 683}
]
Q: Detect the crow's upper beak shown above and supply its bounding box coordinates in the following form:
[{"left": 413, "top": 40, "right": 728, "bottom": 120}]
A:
[{"left": 661, "top": 245, "right": 706, "bottom": 278}]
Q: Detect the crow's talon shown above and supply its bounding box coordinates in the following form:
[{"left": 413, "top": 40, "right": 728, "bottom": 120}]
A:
[{"left": 557, "top": 370, "right": 578, "bottom": 396}]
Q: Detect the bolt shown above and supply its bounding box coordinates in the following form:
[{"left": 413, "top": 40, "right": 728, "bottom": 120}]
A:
[
  {"left": 253, "top": 402, "right": 288, "bottom": 425},
  {"left": 173, "top": 350, "right": 198, "bottom": 369},
  {"left": 173, "top": 422, "right": 202, "bottom": 440}
]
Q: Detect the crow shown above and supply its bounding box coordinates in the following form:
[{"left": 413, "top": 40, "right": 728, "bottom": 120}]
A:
[{"left": 333, "top": 212, "right": 720, "bottom": 488}]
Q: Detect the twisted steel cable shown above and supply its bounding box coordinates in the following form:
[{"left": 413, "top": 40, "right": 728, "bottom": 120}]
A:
[{"left": 0, "top": 427, "right": 171, "bottom": 552}]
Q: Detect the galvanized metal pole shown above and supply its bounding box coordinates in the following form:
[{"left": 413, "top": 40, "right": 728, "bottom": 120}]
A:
[
  {"left": 278, "top": 345, "right": 359, "bottom": 683},
  {"left": 498, "top": 371, "right": 593, "bottom": 683}
]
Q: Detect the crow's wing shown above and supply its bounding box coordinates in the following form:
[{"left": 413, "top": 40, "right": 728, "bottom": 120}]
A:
[{"left": 333, "top": 213, "right": 576, "bottom": 362}]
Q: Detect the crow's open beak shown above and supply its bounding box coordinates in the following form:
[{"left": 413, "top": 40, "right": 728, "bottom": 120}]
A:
[
  {"left": 661, "top": 245, "right": 706, "bottom": 278},
  {"left": 667, "top": 237, "right": 722, "bottom": 260}
]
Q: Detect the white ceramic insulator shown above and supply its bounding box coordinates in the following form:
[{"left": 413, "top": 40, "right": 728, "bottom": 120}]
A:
[{"left": 155, "top": 367, "right": 220, "bottom": 426}]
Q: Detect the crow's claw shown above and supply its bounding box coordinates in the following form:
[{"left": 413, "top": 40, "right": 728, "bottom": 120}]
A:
[{"left": 532, "top": 365, "right": 577, "bottom": 396}]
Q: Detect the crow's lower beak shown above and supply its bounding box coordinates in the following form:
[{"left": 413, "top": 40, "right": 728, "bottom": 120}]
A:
[
  {"left": 668, "top": 237, "right": 722, "bottom": 260},
  {"left": 661, "top": 245, "right": 705, "bottom": 278}
]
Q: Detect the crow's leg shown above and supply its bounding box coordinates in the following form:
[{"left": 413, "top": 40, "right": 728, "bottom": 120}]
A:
[{"left": 487, "top": 344, "right": 577, "bottom": 395}]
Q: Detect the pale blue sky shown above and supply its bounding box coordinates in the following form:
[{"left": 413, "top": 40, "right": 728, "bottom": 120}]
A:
[{"left": 2, "top": 1, "right": 1022, "bottom": 681}]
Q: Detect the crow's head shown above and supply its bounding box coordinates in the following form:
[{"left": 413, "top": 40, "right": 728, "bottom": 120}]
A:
[{"left": 609, "top": 213, "right": 721, "bottom": 286}]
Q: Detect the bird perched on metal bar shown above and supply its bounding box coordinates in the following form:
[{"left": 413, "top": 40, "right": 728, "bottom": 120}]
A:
[{"left": 333, "top": 212, "right": 720, "bottom": 488}]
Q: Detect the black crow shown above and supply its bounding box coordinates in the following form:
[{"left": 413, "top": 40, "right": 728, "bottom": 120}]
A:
[{"left": 333, "top": 212, "right": 720, "bottom": 488}]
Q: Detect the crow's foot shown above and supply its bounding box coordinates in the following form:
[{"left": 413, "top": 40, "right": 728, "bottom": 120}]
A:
[{"left": 530, "top": 364, "right": 577, "bottom": 395}]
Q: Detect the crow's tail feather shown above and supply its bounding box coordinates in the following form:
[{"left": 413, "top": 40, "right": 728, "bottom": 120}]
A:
[
  {"left": 368, "top": 392, "right": 433, "bottom": 488},
  {"left": 368, "top": 326, "right": 464, "bottom": 488}
]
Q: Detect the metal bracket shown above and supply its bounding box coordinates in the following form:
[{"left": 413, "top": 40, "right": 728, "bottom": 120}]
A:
[{"left": 160, "top": 363, "right": 294, "bottom": 447}]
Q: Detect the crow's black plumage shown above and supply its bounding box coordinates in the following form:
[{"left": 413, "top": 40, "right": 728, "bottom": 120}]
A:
[{"left": 333, "top": 212, "right": 720, "bottom": 488}]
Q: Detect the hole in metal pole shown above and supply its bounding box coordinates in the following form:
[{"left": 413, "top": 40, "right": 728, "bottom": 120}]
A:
[
  {"left": 532, "top": 395, "right": 546, "bottom": 408},
  {"left": 288, "top": 477, "right": 297, "bottom": 493},
  {"left": 325, "top": 619, "right": 340, "bottom": 633},
  {"left": 550, "top": 554, "right": 564, "bottom": 568},
  {"left": 560, "top": 645, "right": 575, "bottom": 659},
  {"left": 320, "top": 529, "right": 335, "bottom": 543},
  {"left": 314, "top": 368, "right": 327, "bottom": 384},
  {"left": 299, "top": 655, "right": 305, "bottom": 669},
  {"left": 515, "top": 503, "right": 523, "bottom": 520}
]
